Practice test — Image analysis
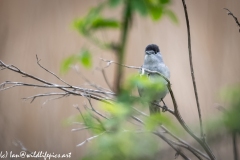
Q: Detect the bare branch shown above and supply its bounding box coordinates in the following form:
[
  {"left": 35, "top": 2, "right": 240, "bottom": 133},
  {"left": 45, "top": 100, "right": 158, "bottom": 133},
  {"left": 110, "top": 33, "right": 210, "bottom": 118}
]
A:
[
  {"left": 131, "top": 116, "right": 144, "bottom": 124},
  {"left": 232, "top": 131, "right": 239, "bottom": 160},
  {"left": 181, "top": 0, "right": 204, "bottom": 140},
  {"left": 42, "top": 94, "right": 69, "bottom": 105},
  {"left": 76, "top": 133, "right": 105, "bottom": 147},
  {"left": 153, "top": 131, "right": 190, "bottom": 160},
  {"left": 0, "top": 60, "right": 114, "bottom": 104},
  {"left": 133, "top": 107, "right": 149, "bottom": 117},
  {"left": 167, "top": 139, "right": 203, "bottom": 160},
  {"left": 100, "top": 58, "right": 171, "bottom": 84},
  {"left": 73, "top": 65, "right": 112, "bottom": 92},
  {"left": 161, "top": 125, "right": 210, "bottom": 160},
  {"left": 101, "top": 68, "right": 113, "bottom": 91},
  {"left": 0, "top": 60, "right": 52, "bottom": 86},
  {"left": 36, "top": 55, "right": 71, "bottom": 86},
  {"left": 71, "top": 127, "right": 89, "bottom": 132},
  {"left": 23, "top": 92, "right": 68, "bottom": 103},
  {"left": 152, "top": 102, "right": 174, "bottom": 115},
  {"left": 85, "top": 98, "right": 109, "bottom": 120},
  {"left": 224, "top": 8, "right": 240, "bottom": 32}
]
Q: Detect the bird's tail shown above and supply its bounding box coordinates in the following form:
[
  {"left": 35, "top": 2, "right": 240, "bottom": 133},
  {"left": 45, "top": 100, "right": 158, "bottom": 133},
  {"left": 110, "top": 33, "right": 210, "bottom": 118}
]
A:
[{"left": 149, "top": 101, "right": 160, "bottom": 115}]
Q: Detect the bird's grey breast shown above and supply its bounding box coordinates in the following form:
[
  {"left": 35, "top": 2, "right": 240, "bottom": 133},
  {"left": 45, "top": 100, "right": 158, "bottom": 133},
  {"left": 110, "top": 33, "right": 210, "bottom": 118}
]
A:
[{"left": 142, "top": 54, "right": 170, "bottom": 79}]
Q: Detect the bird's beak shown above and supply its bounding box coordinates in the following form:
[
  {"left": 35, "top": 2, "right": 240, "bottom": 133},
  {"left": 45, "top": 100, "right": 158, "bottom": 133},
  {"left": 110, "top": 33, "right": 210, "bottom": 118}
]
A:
[{"left": 145, "top": 51, "right": 152, "bottom": 55}]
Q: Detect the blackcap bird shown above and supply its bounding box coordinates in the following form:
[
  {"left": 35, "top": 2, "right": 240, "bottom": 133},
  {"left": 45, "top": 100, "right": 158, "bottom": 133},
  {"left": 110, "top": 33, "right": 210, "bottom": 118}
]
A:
[{"left": 138, "top": 44, "right": 170, "bottom": 115}]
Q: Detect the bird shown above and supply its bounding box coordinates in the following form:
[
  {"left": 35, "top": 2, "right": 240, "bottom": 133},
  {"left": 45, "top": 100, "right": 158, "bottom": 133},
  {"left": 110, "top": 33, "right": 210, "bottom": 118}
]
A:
[{"left": 138, "top": 44, "right": 170, "bottom": 115}]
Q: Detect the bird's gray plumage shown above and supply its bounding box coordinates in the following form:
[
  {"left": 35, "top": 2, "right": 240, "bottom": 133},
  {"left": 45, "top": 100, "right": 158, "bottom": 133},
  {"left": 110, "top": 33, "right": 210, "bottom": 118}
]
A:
[{"left": 138, "top": 44, "right": 170, "bottom": 115}]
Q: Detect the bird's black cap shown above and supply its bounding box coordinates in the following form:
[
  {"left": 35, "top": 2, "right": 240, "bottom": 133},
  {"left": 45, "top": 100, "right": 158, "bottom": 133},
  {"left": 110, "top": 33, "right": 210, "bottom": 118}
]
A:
[{"left": 145, "top": 44, "right": 160, "bottom": 53}]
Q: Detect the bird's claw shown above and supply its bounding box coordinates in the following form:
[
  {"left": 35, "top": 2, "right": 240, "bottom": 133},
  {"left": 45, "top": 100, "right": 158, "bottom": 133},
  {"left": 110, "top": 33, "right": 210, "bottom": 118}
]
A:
[{"left": 162, "top": 105, "right": 168, "bottom": 112}]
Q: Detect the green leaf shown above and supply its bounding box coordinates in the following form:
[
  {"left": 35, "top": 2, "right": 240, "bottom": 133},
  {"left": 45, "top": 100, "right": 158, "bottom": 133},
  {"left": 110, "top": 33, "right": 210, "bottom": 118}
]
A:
[
  {"left": 131, "top": 0, "right": 148, "bottom": 16},
  {"left": 149, "top": 6, "right": 163, "bottom": 20},
  {"left": 73, "top": 5, "right": 104, "bottom": 35},
  {"left": 82, "top": 112, "right": 105, "bottom": 134},
  {"left": 101, "top": 102, "right": 130, "bottom": 118},
  {"left": 73, "top": 18, "right": 89, "bottom": 35},
  {"left": 160, "top": 0, "right": 171, "bottom": 4},
  {"left": 60, "top": 55, "right": 76, "bottom": 73},
  {"left": 220, "top": 85, "right": 240, "bottom": 132},
  {"left": 60, "top": 49, "right": 92, "bottom": 73},
  {"left": 77, "top": 49, "right": 92, "bottom": 68},
  {"left": 165, "top": 10, "right": 178, "bottom": 23},
  {"left": 144, "top": 114, "right": 175, "bottom": 131},
  {"left": 91, "top": 17, "right": 120, "bottom": 29},
  {"left": 108, "top": 0, "right": 122, "bottom": 7}
]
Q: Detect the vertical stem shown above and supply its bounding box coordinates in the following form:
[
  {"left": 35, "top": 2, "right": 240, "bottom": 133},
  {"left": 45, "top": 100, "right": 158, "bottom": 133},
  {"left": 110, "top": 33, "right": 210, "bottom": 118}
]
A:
[
  {"left": 180, "top": 1, "right": 215, "bottom": 159},
  {"left": 114, "top": 0, "right": 131, "bottom": 94},
  {"left": 181, "top": 0, "right": 204, "bottom": 139},
  {"left": 168, "top": 85, "right": 215, "bottom": 160},
  {"left": 232, "top": 132, "right": 239, "bottom": 160}
]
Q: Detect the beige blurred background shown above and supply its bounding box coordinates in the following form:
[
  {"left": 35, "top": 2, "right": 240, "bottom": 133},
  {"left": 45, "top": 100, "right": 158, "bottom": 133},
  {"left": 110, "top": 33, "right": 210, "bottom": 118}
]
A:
[{"left": 0, "top": 0, "right": 240, "bottom": 159}]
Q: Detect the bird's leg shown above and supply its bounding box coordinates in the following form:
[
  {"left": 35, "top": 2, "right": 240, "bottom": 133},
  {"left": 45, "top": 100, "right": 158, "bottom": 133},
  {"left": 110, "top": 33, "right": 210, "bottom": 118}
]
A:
[{"left": 161, "top": 99, "right": 168, "bottom": 112}]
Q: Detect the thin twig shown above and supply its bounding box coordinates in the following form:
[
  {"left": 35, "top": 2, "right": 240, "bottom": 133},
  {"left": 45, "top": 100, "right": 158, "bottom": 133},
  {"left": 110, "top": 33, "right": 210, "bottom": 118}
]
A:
[
  {"left": 86, "top": 98, "right": 109, "bottom": 120},
  {"left": 232, "top": 131, "right": 239, "bottom": 160},
  {"left": 71, "top": 127, "right": 89, "bottom": 132},
  {"left": 100, "top": 58, "right": 171, "bottom": 83},
  {"left": 76, "top": 133, "right": 104, "bottom": 147},
  {"left": 133, "top": 107, "right": 149, "bottom": 117},
  {"left": 113, "top": 0, "right": 131, "bottom": 93},
  {"left": 131, "top": 116, "right": 144, "bottom": 124},
  {"left": 168, "top": 139, "right": 203, "bottom": 160},
  {"left": 224, "top": 8, "right": 240, "bottom": 32},
  {"left": 73, "top": 65, "right": 112, "bottom": 92},
  {"left": 181, "top": 0, "right": 204, "bottom": 140},
  {"left": 23, "top": 92, "right": 68, "bottom": 103},
  {"left": 42, "top": 94, "right": 69, "bottom": 105},
  {"left": 167, "top": 81, "right": 215, "bottom": 159},
  {"left": 181, "top": 2, "right": 215, "bottom": 159},
  {"left": 36, "top": 55, "right": 71, "bottom": 86},
  {"left": 153, "top": 131, "right": 190, "bottom": 160},
  {"left": 101, "top": 68, "right": 113, "bottom": 91},
  {"left": 13, "top": 140, "right": 39, "bottom": 160},
  {"left": 161, "top": 125, "right": 210, "bottom": 160}
]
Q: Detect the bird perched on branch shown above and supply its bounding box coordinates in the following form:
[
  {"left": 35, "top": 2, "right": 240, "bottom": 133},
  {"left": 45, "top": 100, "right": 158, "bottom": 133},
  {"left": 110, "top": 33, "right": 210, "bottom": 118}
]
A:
[{"left": 138, "top": 44, "right": 170, "bottom": 115}]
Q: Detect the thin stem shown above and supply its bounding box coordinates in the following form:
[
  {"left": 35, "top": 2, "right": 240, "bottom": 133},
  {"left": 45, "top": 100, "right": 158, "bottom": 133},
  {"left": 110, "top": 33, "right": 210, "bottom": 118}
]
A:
[
  {"left": 161, "top": 125, "right": 210, "bottom": 160},
  {"left": 153, "top": 132, "right": 190, "bottom": 160},
  {"left": 181, "top": 0, "right": 204, "bottom": 140},
  {"left": 232, "top": 131, "right": 239, "bottom": 160},
  {"left": 224, "top": 8, "right": 240, "bottom": 32},
  {"left": 114, "top": 0, "right": 131, "bottom": 94},
  {"left": 181, "top": 3, "right": 215, "bottom": 158},
  {"left": 168, "top": 139, "right": 202, "bottom": 160},
  {"left": 167, "top": 83, "right": 215, "bottom": 159}
]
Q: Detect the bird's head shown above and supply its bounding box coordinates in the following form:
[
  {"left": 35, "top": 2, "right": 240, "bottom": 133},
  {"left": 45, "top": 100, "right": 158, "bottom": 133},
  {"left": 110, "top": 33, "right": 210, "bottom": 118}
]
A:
[
  {"left": 144, "top": 44, "right": 164, "bottom": 64},
  {"left": 145, "top": 44, "right": 160, "bottom": 55}
]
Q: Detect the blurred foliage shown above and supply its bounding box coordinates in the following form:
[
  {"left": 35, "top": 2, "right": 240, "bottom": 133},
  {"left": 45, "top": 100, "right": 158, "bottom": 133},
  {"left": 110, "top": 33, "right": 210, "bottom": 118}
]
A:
[
  {"left": 65, "top": 75, "right": 177, "bottom": 159},
  {"left": 61, "top": 0, "right": 177, "bottom": 71},
  {"left": 82, "top": 131, "right": 159, "bottom": 160},
  {"left": 60, "top": 49, "right": 92, "bottom": 73},
  {"left": 220, "top": 85, "right": 240, "bottom": 133},
  {"left": 205, "top": 85, "right": 240, "bottom": 135}
]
